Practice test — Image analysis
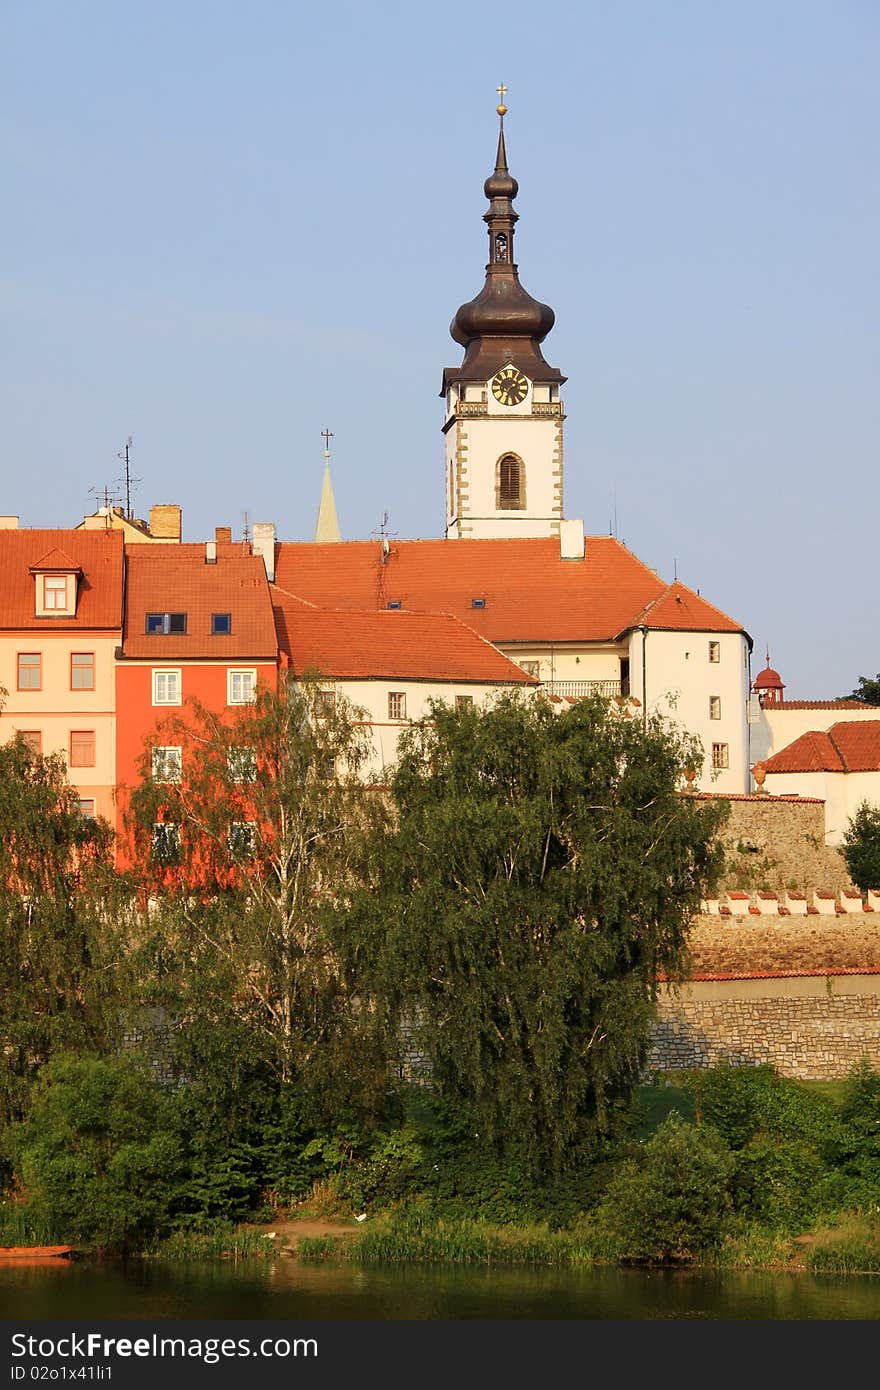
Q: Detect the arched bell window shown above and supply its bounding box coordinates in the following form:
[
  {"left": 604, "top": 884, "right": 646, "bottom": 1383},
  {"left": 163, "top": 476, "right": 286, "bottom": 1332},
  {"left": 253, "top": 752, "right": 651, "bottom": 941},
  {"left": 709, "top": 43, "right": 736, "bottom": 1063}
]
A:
[
  {"left": 494, "top": 232, "right": 508, "bottom": 263},
  {"left": 496, "top": 453, "right": 525, "bottom": 510}
]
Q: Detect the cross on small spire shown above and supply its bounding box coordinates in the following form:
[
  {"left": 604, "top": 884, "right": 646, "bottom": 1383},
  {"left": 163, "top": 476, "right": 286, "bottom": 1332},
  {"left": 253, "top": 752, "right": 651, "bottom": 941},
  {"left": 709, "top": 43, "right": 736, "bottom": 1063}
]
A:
[
  {"left": 496, "top": 83, "right": 507, "bottom": 105},
  {"left": 321, "top": 427, "right": 333, "bottom": 458}
]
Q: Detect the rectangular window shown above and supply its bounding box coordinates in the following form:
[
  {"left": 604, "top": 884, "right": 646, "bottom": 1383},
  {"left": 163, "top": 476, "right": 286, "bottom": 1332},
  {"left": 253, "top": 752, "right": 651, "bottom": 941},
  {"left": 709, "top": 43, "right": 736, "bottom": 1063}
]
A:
[
  {"left": 227, "top": 747, "right": 257, "bottom": 782},
  {"left": 455, "top": 695, "right": 474, "bottom": 712},
  {"left": 709, "top": 696, "right": 722, "bottom": 720},
  {"left": 70, "top": 652, "right": 95, "bottom": 690},
  {"left": 317, "top": 689, "right": 336, "bottom": 716},
  {"left": 152, "top": 669, "right": 182, "bottom": 705},
  {"left": 151, "top": 823, "right": 181, "bottom": 863},
  {"left": 69, "top": 730, "right": 96, "bottom": 767},
  {"left": 20, "top": 730, "right": 42, "bottom": 755},
  {"left": 228, "top": 669, "right": 257, "bottom": 705},
  {"left": 78, "top": 798, "right": 96, "bottom": 817},
  {"left": 712, "top": 742, "right": 729, "bottom": 770},
  {"left": 152, "top": 746, "right": 182, "bottom": 783},
  {"left": 17, "top": 653, "right": 41, "bottom": 691},
  {"left": 146, "top": 612, "right": 187, "bottom": 635},
  {"left": 211, "top": 612, "right": 232, "bottom": 635},
  {"left": 43, "top": 575, "right": 68, "bottom": 610},
  {"left": 228, "top": 821, "right": 257, "bottom": 857},
  {"left": 388, "top": 691, "right": 407, "bottom": 720},
  {"left": 708, "top": 641, "right": 720, "bottom": 664},
  {"left": 320, "top": 757, "right": 337, "bottom": 780},
  {"left": 518, "top": 660, "right": 539, "bottom": 678}
]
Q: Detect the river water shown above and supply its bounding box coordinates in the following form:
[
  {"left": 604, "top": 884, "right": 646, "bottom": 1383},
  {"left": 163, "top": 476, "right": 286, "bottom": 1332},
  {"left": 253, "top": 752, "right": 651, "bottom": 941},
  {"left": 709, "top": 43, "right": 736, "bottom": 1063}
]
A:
[{"left": 1, "top": 1258, "right": 878, "bottom": 1320}]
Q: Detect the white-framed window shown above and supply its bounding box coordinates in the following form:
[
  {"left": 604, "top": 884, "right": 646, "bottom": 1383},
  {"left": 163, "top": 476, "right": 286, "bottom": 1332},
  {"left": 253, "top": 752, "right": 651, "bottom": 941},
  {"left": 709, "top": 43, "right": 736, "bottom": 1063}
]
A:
[
  {"left": 151, "top": 822, "right": 181, "bottom": 862},
  {"left": 151, "top": 746, "right": 182, "bottom": 783},
  {"left": 43, "top": 574, "right": 69, "bottom": 610},
  {"left": 709, "top": 696, "right": 722, "bottom": 720},
  {"left": 388, "top": 691, "right": 406, "bottom": 720},
  {"left": 519, "top": 660, "right": 539, "bottom": 678},
  {"left": 227, "top": 746, "right": 257, "bottom": 782},
  {"left": 228, "top": 820, "right": 257, "bottom": 857},
  {"left": 708, "top": 641, "right": 720, "bottom": 664},
  {"left": 712, "top": 742, "right": 729, "bottom": 770},
  {"left": 455, "top": 694, "right": 474, "bottom": 712},
  {"left": 228, "top": 668, "right": 257, "bottom": 705},
  {"left": 152, "top": 668, "right": 182, "bottom": 705}
]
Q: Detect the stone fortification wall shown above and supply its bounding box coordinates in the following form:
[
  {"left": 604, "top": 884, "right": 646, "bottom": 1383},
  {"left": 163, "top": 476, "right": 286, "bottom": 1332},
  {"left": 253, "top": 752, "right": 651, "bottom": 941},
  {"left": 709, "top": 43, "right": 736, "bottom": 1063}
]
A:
[
  {"left": 648, "top": 912, "right": 880, "bottom": 1079},
  {"left": 695, "top": 793, "right": 850, "bottom": 896}
]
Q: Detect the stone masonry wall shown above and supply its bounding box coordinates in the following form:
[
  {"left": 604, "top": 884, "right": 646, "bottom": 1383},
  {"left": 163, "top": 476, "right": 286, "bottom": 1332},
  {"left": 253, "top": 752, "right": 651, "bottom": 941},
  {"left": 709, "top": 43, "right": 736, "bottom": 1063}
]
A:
[
  {"left": 649, "top": 989, "right": 880, "bottom": 1080},
  {"left": 698, "top": 795, "right": 850, "bottom": 896}
]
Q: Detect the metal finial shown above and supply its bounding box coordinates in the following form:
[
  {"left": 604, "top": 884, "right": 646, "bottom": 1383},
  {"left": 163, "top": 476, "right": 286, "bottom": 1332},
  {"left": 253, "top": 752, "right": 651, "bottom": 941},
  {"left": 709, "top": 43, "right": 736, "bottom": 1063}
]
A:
[
  {"left": 496, "top": 83, "right": 507, "bottom": 116},
  {"left": 321, "top": 427, "right": 333, "bottom": 459}
]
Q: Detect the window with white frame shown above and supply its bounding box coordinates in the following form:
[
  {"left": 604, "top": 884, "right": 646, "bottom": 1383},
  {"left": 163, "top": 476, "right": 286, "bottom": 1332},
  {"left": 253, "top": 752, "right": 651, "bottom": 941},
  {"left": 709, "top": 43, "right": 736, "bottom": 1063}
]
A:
[
  {"left": 388, "top": 691, "right": 406, "bottom": 720},
  {"left": 708, "top": 640, "right": 720, "bottom": 664},
  {"left": 43, "top": 574, "right": 69, "bottom": 610},
  {"left": 712, "top": 742, "right": 729, "bottom": 770},
  {"left": 518, "top": 660, "right": 539, "bottom": 678},
  {"left": 228, "top": 820, "right": 257, "bottom": 857},
  {"left": 151, "top": 746, "right": 182, "bottom": 783},
  {"left": 709, "top": 696, "right": 722, "bottom": 720},
  {"left": 152, "top": 669, "right": 181, "bottom": 705},
  {"left": 455, "top": 695, "right": 474, "bottom": 711},
  {"left": 227, "top": 746, "right": 257, "bottom": 782},
  {"left": 228, "top": 668, "right": 256, "bottom": 705},
  {"left": 151, "top": 822, "right": 181, "bottom": 862}
]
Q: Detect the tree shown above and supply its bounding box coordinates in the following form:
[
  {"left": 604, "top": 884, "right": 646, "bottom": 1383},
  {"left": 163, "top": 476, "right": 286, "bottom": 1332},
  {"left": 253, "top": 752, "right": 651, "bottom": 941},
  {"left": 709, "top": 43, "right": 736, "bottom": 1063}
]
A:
[
  {"left": 842, "top": 673, "right": 880, "bottom": 705},
  {"left": 7, "top": 1054, "right": 181, "bottom": 1253},
  {"left": 841, "top": 801, "right": 880, "bottom": 893},
  {"left": 341, "top": 694, "right": 728, "bottom": 1177},
  {"left": 124, "top": 677, "right": 393, "bottom": 1131},
  {"left": 0, "top": 734, "right": 123, "bottom": 1127}
]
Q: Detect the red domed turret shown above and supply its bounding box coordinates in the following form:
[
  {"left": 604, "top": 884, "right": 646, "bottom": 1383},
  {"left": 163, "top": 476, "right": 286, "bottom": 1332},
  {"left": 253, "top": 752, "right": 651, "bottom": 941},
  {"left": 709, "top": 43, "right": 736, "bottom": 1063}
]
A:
[{"left": 753, "top": 650, "right": 785, "bottom": 707}]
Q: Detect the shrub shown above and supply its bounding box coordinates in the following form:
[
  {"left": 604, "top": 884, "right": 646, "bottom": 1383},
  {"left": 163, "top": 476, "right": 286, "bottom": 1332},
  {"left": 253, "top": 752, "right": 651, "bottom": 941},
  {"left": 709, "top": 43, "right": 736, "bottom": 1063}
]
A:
[
  {"left": 596, "top": 1113, "right": 734, "bottom": 1262},
  {"left": 6, "top": 1055, "right": 181, "bottom": 1253},
  {"left": 842, "top": 802, "right": 880, "bottom": 894}
]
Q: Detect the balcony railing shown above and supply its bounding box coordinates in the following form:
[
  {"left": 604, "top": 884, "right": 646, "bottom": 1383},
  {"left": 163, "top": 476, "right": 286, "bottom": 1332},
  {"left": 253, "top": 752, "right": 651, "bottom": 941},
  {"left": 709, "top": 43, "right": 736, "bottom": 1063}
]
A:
[
  {"left": 456, "top": 401, "right": 488, "bottom": 416},
  {"left": 531, "top": 401, "right": 564, "bottom": 417},
  {"left": 544, "top": 680, "right": 625, "bottom": 699}
]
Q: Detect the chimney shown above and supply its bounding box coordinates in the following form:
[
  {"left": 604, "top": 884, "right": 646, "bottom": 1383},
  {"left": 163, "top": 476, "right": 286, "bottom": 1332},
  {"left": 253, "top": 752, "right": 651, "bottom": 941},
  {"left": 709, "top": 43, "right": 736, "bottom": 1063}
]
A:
[
  {"left": 0, "top": 516, "right": 20, "bottom": 529},
  {"left": 215, "top": 526, "right": 232, "bottom": 544},
  {"left": 148, "top": 504, "right": 182, "bottom": 542},
  {"left": 560, "top": 518, "right": 585, "bottom": 561},
  {"left": 252, "top": 521, "right": 276, "bottom": 582},
  {"left": 205, "top": 540, "right": 217, "bottom": 564}
]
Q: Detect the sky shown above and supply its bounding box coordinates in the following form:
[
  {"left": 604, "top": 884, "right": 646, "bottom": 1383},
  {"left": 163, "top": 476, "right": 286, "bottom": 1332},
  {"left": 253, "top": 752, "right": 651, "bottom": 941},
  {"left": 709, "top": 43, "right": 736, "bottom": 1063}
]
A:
[{"left": 2, "top": 1, "right": 878, "bottom": 699}]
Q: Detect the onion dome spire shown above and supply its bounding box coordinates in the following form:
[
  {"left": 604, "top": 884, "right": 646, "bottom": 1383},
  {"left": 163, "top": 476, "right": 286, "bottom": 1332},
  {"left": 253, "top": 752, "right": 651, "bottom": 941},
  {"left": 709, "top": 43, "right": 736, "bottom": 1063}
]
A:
[{"left": 446, "top": 89, "right": 562, "bottom": 386}]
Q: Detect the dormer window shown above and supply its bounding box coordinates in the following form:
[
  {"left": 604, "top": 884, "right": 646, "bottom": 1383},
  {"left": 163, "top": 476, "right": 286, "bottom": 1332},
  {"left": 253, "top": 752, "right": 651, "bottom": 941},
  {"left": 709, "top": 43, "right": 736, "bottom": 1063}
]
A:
[
  {"left": 31, "top": 550, "right": 80, "bottom": 618},
  {"left": 146, "top": 612, "right": 187, "bottom": 635}
]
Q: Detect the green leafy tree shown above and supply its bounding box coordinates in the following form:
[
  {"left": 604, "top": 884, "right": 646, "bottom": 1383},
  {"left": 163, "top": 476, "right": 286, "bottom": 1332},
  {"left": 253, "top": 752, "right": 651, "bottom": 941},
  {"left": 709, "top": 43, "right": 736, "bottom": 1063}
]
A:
[
  {"left": 125, "top": 677, "right": 393, "bottom": 1132},
  {"left": 342, "top": 694, "right": 727, "bottom": 1177},
  {"left": 0, "top": 734, "right": 123, "bottom": 1127},
  {"left": 597, "top": 1113, "right": 734, "bottom": 1260},
  {"left": 842, "top": 802, "right": 880, "bottom": 894},
  {"left": 7, "top": 1055, "right": 181, "bottom": 1253},
  {"left": 842, "top": 673, "right": 880, "bottom": 705}
]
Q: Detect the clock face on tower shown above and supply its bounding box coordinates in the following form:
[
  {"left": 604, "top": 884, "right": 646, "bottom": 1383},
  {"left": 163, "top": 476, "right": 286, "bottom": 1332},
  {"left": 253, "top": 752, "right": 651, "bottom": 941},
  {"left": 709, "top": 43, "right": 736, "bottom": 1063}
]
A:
[{"left": 491, "top": 365, "right": 529, "bottom": 406}]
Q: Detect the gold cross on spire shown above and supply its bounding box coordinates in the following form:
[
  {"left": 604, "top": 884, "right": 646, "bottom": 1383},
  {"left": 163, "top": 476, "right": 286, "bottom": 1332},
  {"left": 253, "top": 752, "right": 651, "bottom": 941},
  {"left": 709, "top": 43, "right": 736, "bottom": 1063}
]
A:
[{"left": 496, "top": 82, "right": 507, "bottom": 116}]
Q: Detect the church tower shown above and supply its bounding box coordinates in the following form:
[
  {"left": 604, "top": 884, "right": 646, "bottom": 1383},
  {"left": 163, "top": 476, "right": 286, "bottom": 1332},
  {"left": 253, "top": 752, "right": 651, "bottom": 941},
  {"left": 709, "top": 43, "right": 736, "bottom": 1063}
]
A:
[{"left": 442, "top": 93, "right": 566, "bottom": 539}]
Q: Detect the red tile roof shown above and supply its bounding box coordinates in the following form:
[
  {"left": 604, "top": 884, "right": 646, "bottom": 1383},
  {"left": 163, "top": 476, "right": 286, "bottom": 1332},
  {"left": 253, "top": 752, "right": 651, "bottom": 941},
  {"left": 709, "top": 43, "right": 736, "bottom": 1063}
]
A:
[
  {"left": 629, "top": 580, "right": 744, "bottom": 635},
  {"left": 774, "top": 700, "right": 876, "bottom": 711},
  {"left": 0, "top": 529, "right": 123, "bottom": 630},
  {"left": 763, "top": 721, "right": 880, "bottom": 774},
  {"left": 122, "top": 544, "right": 278, "bottom": 659},
  {"left": 272, "top": 595, "right": 538, "bottom": 684},
  {"left": 271, "top": 537, "right": 746, "bottom": 644}
]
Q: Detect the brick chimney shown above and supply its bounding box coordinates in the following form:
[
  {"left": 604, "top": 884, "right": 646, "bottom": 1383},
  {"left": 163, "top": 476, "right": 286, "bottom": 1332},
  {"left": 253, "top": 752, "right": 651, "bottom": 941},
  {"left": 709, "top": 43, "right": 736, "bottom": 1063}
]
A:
[
  {"left": 148, "top": 504, "right": 182, "bottom": 542},
  {"left": 215, "top": 526, "right": 232, "bottom": 544}
]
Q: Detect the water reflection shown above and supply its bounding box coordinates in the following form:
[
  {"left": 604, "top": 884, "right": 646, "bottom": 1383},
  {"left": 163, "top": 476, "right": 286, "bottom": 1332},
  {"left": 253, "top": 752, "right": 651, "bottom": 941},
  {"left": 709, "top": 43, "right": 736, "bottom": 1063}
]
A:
[{"left": 1, "top": 1259, "right": 878, "bottom": 1320}]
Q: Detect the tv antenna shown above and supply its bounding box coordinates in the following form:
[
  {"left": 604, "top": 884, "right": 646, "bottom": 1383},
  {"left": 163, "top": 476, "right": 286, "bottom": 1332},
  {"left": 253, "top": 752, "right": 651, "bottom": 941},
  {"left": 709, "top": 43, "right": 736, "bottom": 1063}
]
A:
[
  {"left": 88, "top": 482, "right": 123, "bottom": 525},
  {"left": 241, "top": 509, "right": 251, "bottom": 545},
  {"left": 371, "top": 510, "right": 397, "bottom": 561},
  {"left": 115, "top": 437, "right": 140, "bottom": 519}
]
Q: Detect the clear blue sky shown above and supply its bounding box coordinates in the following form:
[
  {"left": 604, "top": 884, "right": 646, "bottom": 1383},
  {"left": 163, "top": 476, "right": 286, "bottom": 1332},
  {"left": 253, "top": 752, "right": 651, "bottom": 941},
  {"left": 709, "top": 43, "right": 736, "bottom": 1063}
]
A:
[{"left": 2, "top": 1, "right": 877, "bottom": 698}]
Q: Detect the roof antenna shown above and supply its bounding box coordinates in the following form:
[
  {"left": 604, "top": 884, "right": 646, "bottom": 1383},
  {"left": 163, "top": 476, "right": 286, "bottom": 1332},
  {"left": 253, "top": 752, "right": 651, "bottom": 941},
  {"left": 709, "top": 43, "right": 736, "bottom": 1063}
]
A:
[
  {"left": 115, "top": 436, "right": 140, "bottom": 519},
  {"left": 88, "top": 482, "right": 122, "bottom": 527},
  {"left": 372, "top": 510, "right": 397, "bottom": 563},
  {"left": 673, "top": 557, "right": 678, "bottom": 581},
  {"left": 241, "top": 510, "right": 251, "bottom": 548}
]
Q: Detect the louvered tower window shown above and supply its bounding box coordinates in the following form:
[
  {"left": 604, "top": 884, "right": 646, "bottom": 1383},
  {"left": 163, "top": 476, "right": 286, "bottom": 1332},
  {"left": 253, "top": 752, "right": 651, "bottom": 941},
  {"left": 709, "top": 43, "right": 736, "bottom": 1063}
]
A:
[{"left": 497, "top": 454, "right": 525, "bottom": 510}]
